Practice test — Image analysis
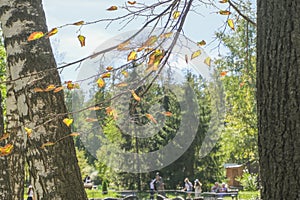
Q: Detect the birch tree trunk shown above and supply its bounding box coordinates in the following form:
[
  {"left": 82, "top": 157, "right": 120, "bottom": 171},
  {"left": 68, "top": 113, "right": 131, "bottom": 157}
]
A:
[
  {"left": 0, "top": 0, "right": 87, "bottom": 199},
  {"left": 257, "top": 0, "right": 300, "bottom": 199}
]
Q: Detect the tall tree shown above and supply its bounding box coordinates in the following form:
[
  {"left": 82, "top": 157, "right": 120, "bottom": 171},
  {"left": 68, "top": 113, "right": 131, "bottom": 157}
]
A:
[
  {"left": 0, "top": 0, "right": 87, "bottom": 199},
  {"left": 257, "top": 0, "right": 300, "bottom": 199}
]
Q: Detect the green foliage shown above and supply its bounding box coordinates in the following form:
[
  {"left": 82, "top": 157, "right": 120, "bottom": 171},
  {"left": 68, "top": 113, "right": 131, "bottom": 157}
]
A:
[
  {"left": 215, "top": 9, "right": 258, "bottom": 166},
  {"left": 235, "top": 170, "right": 258, "bottom": 191}
]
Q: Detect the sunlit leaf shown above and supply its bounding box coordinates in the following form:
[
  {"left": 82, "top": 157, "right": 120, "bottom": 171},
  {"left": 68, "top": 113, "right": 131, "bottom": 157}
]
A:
[
  {"left": 69, "top": 132, "right": 80, "bottom": 137},
  {"left": 117, "top": 40, "right": 130, "bottom": 50},
  {"left": 160, "top": 32, "right": 173, "bottom": 39},
  {"left": 53, "top": 86, "right": 64, "bottom": 93},
  {"left": 0, "top": 144, "right": 13, "bottom": 156},
  {"left": 0, "top": 133, "right": 9, "bottom": 141},
  {"left": 107, "top": 6, "right": 118, "bottom": 11},
  {"left": 219, "top": 10, "right": 231, "bottom": 15},
  {"left": 77, "top": 35, "right": 86, "bottom": 47},
  {"left": 145, "top": 113, "right": 157, "bottom": 124},
  {"left": 24, "top": 127, "right": 33, "bottom": 138},
  {"left": 116, "top": 82, "right": 128, "bottom": 87},
  {"left": 220, "top": 71, "right": 228, "bottom": 76},
  {"left": 219, "top": 0, "right": 229, "bottom": 3},
  {"left": 191, "top": 50, "right": 201, "bottom": 60},
  {"left": 101, "top": 72, "right": 111, "bottom": 79},
  {"left": 46, "top": 28, "right": 58, "bottom": 38},
  {"left": 197, "top": 40, "right": 206, "bottom": 46},
  {"left": 97, "top": 78, "right": 105, "bottom": 88},
  {"left": 27, "top": 32, "right": 44, "bottom": 41},
  {"left": 85, "top": 118, "right": 98, "bottom": 122},
  {"left": 127, "top": 1, "right": 136, "bottom": 5},
  {"left": 106, "top": 66, "right": 113, "bottom": 71},
  {"left": 73, "top": 20, "right": 84, "bottom": 26},
  {"left": 173, "top": 11, "right": 181, "bottom": 19},
  {"left": 163, "top": 111, "right": 173, "bottom": 116},
  {"left": 88, "top": 106, "right": 101, "bottom": 111},
  {"left": 66, "top": 81, "right": 75, "bottom": 90},
  {"left": 228, "top": 19, "right": 235, "bottom": 30},
  {"left": 105, "top": 107, "right": 113, "bottom": 115},
  {"left": 127, "top": 50, "right": 137, "bottom": 61},
  {"left": 144, "top": 35, "right": 158, "bottom": 46},
  {"left": 105, "top": 107, "right": 118, "bottom": 119},
  {"left": 34, "top": 88, "right": 44, "bottom": 93},
  {"left": 44, "top": 84, "right": 56, "bottom": 92},
  {"left": 131, "top": 90, "right": 141, "bottom": 102},
  {"left": 41, "top": 142, "right": 55, "bottom": 149},
  {"left": 204, "top": 57, "right": 211, "bottom": 67},
  {"left": 147, "top": 49, "right": 164, "bottom": 72},
  {"left": 63, "top": 118, "right": 73, "bottom": 127},
  {"left": 122, "top": 71, "right": 129, "bottom": 78}
]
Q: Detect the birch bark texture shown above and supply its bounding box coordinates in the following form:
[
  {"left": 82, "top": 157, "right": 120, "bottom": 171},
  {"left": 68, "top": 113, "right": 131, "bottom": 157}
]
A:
[{"left": 0, "top": 0, "right": 87, "bottom": 199}]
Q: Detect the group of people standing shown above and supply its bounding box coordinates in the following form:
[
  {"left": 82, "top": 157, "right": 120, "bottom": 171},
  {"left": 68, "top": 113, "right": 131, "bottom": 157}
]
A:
[
  {"left": 183, "top": 177, "right": 202, "bottom": 198},
  {"left": 149, "top": 173, "right": 203, "bottom": 199}
]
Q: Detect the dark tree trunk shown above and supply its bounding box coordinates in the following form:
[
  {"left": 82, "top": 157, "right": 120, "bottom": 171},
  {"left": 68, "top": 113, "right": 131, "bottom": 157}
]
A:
[
  {"left": 0, "top": 0, "right": 87, "bottom": 199},
  {"left": 0, "top": 91, "right": 12, "bottom": 199},
  {"left": 257, "top": 0, "right": 300, "bottom": 199}
]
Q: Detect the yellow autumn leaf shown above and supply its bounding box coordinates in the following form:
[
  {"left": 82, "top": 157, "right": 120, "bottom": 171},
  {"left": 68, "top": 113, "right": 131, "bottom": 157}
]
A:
[
  {"left": 117, "top": 40, "right": 130, "bottom": 50},
  {"left": 122, "top": 71, "right": 129, "bottom": 78},
  {"left": 27, "top": 32, "right": 44, "bottom": 41},
  {"left": 97, "top": 78, "right": 105, "bottom": 88},
  {"left": 78, "top": 35, "right": 86, "bottom": 47},
  {"left": 53, "top": 86, "right": 64, "bottom": 93},
  {"left": 107, "top": 6, "right": 118, "bottom": 11},
  {"left": 88, "top": 106, "right": 101, "bottom": 111},
  {"left": 24, "top": 127, "right": 33, "bottom": 137},
  {"left": 101, "top": 72, "right": 111, "bottom": 79},
  {"left": 46, "top": 28, "right": 58, "bottom": 38},
  {"left": 127, "top": 50, "right": 137, "bottom": 61},
  {"left": 105, "top": 107, "right": 118, "bottom": 119},
  {"left": 173, "top": 11, "right": 181, "bottom": 19},
  {"left": 73, "top": 20, "right": 84, "bottom": 26},
  {"left": 220, "top": 71, "right": 228, "bottom": 76},
  {"left": 0, "top": 144, "right": 13, "bottom": 156},
  {"left": 63, "top": 118, "right": 73, "bottom": 127},
  {"left": 44, "top": 84, "right": 56, "bottom": 92},
  {"left": 144, "top": 35, "right": 158, "bottom": 47},
  {"left": 145, "top": 113, "right": 157, "bottom": 124},
  {"left": 0, "top": 133, "right": 9, "bottom": 141},
  {"left": 131, "top": 90, "right": 141, "bottom": 102},
  {"left": 69, "top": 132, "right": 80, "bottom": 137},
  {"left": 127, "top": 1, "right": 136, "bottom": 5},
  {"left": 197, "top": 40, "right": 206, "bottom": 46},
  {"left": 41, "top": 142, "right": 55, "bottom": 149},
  {"left": 204, "top": 57, "right": 211, "bottom": 67},
  {"left": 160, "top": 32, "right": 173, "bottom": 39},
  {"left": 191, "top": 50, "right": 201, "bottom": 60},
  {"left": 146, "top": 49, "right": 164, "bottom": 72},
  {"left": 106, "top": 66, "right": 113, "bottom": 71},
  {"left": 219, "top": 10, "right": 231, "bottom": 15},
  {"left": 228, "top": 19, "right": 235, "bottom": 30},
  {"left": 163, "top": 111, "right": 173, "bottom": 116},
  {"left": 219, "top": 0, "right": 229, "bottom": 3}
]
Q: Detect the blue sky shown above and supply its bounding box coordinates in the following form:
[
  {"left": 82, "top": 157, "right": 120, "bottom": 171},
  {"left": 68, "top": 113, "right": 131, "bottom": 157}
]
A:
[{"left": 42, "top": 0, "right": 228, "bottom": 81}]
